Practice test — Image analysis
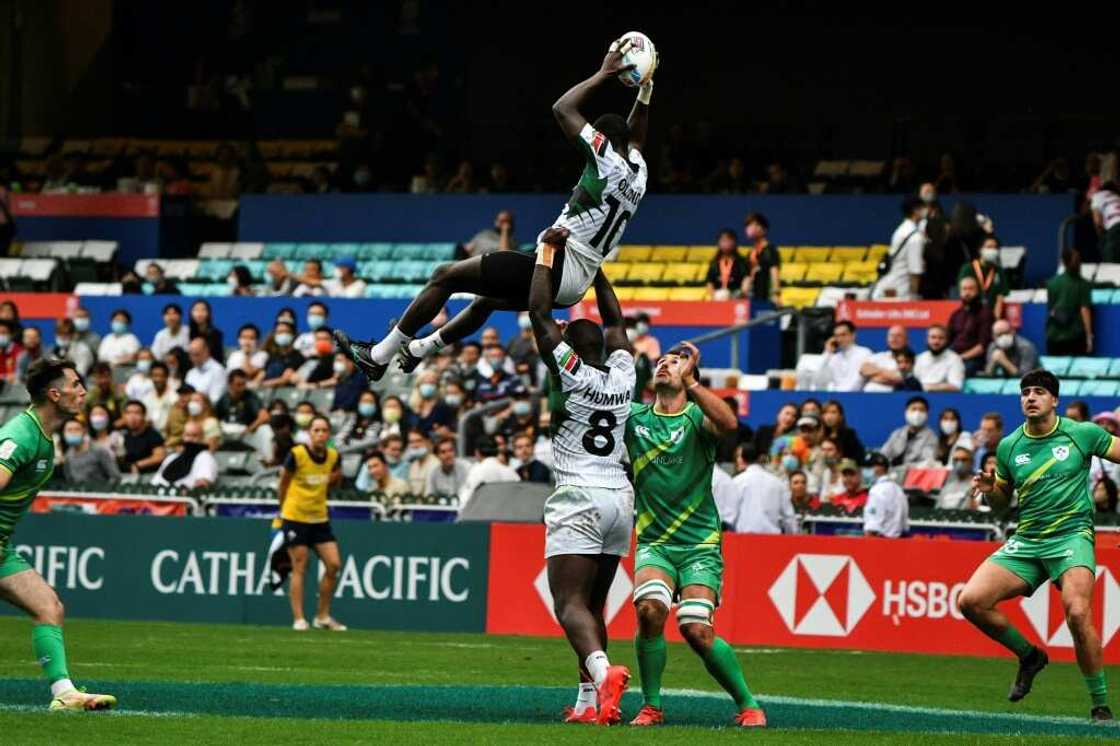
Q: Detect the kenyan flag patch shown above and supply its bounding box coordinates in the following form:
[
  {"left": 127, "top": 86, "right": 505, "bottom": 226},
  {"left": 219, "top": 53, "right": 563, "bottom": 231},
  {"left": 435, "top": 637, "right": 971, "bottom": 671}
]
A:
[{"left": 558, "top": 349, "right": 581, "bottom": 374}]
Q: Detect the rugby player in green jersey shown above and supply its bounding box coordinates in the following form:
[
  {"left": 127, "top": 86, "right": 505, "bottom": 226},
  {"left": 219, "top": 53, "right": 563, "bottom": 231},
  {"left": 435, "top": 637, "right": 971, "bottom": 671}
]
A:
[
  {"left": 625, "top": 341, "right": 766, "bottom": 727},
  {"left": 0, "top": 358, "right": 116, "bottom": 711},
  {"left": 963, "top": 368, "right": 1120, "bottom": 721}
]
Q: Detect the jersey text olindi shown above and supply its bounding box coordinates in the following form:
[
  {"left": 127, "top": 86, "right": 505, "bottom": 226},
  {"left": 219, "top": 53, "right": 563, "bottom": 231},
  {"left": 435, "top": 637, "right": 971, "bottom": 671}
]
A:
[
  {"left": 547, "top": 342, "right": 635, "bottom": 490},
  {"left": 0, "top": 408, "right": 56, "bottom": 549},
  {"left": 626, "top": 401, "right": 721, "bottom": 546},
  {"left": 995, "top": 417, "right": 1114, "bottom": 541}
]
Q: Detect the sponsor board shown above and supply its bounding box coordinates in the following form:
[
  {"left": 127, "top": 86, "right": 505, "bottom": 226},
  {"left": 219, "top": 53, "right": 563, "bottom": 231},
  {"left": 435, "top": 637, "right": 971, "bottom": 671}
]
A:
[
  {"left": 835, "top": 300, "right": 1022, "bottom": 329},
  {"left": 569, "top": 300, "right": 750, "bottom": 327}
]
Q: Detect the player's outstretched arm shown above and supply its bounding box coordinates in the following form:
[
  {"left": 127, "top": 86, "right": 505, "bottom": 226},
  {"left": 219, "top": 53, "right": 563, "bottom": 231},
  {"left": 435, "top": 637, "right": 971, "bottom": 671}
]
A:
[
  {"left": 593, "top": 270, "right": 632, "bottom": 356},
  {"left": 678, "top": 341, "right": 738, "bottom": 435},
  {"left": 552, "top": 41, "right": 636, "bottom": 143},
  {"left": 528, "top": 228, "right": 569, "bottom": 372}
]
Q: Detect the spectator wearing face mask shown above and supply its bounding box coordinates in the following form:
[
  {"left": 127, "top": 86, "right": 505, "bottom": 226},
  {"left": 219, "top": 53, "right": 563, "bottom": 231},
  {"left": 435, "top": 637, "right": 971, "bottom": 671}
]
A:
[
  {"left": 141, "top": 361, "right": 178, "bottom": 432},
  {"left": 475, "top": 344, "right": 526, "bottom": 402},
  {"left": 958, "top": 235, "right": 1009, "bottom": 318},
  {"left": 706, "top": 228, "right": 749, "bottom": 299},
  {"left": 404, "top": 428, "right": 439, "bottom": 494},
  {"left": 123, "top": 348, "right": 157, "bottom": 401},
  {"left": 497, "top": 390, "right": 538, "bottom": 443},
  {"left": 226, "top": 323, "right": 269, "bottom": 385},
  {"left": 947, "top": 276, "right": 994, "bottom": 377},
  {"left": 985, "top": 319, "right": 1039, "bottom": 378},
  {"left": 379, "top": 396, "right": 410, "bottom": 440},
  {"left": 914, "top": 325, "right": 964, "bottom": 392},
  {"left": 291, "top": 401, "right": 318, "bottom": 446},
  {"left": 71, "top": 306, "right": 100, "bottom": 354},
  {"left": 15, "top": 326, "right": 44, "bottom": 383},
  {"left": 86, "top": 403, "right": 120, "bottom": 459},
  {"left": 151, "top": 421, "right": 219, "bottom": 489},
  {"left": 227, "top": 265, "right": 255, "bottom": 297},
  {"left": 58, "top": 417, "right": 120, "bottom": 484},
  {"left": 324, "top": 353, "right": 365, "bottom": 413},
  {"left": 188, "top": 300, "right": 224, "bottom": 364},
  {"left": 863, "top": 452, "right": 909, "bottom": 538},
  {"left": 262, "top": 321, "right": 304, "bottom": 388},
  {"left": 297, "top": 330, "right": 338, "bottom": 388},
  {"left": 409, "top": 370, "right": 456, "bottom": 439},
  {"left": 938, "top": 445, "right": 979, "bottom": 510},
  {"left": 353, "top": 433, "right": 410, "bottom": 487},
  {"left": 812, "top": 437, "right": 846, "bottom": 503},
  {"left": 880, "top": 396, "right": 938, "bottom": 466},
  {"left": 144, "top": 262, "right": 180, "bottom": 295},
  {"left": 51, "top": 317, "right": 93, "bottom": 377},
  {"left": 426, "top": 437, "right": 471, "bottom": 499},
  {"left": 892, "top": 348, "right": 923, "bottom": 391},
  {"left": 150, "top": 304, "right": 190, "bottom": 360},
  {"left": 186, "top": 392, "right": 222, "bottom": 451},
  {"left": 98, "top": 310, "right": 141, "bottom": 365},
  {"left": 324, "top": 257, "right": 367, "bottom": 298},
  {"left": 294, "top": 302, "right": 330, "bottom": 360},
  {"left": 873, "top": 196, "right": 927, "bottom": 301},
  {"left": 337, "top": 391, "right": 382, "bottom": 449},
  {"left": 935, "top": 408, "right": 970, "bottom": 466}
]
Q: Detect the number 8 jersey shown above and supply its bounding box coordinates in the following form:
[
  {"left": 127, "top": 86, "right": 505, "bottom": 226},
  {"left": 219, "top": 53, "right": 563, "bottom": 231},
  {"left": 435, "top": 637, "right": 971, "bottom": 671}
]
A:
[
  {"left": 547, "top": 341, "right": 636, "bottom": 490},
  {"left": 542, "top": 123, "right": 648, "bottom": 307}
]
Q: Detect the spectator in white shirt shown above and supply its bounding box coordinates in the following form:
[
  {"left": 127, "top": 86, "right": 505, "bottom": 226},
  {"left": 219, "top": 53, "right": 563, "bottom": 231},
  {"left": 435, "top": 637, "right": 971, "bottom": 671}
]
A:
[
  {"left": 124, "top": 348, "right": 158, "bottom": 401},
  {"left": 813, "top": 320, "right": 871, "bottom": 391},
  {"left": 141, "top": 361, "right": 178, "bottom": 431},
  {"left": 458, "top": 437, "right": 519, "bottom": 506},
  {"left": 938, "top": 445, "right": 978, "bottom": 510},
  {"left": 1090, "top": 181, "right": 1120, "bottom": 262},
  {"left": 97, "top": 309, "right": 141, "bottom": 365},
  {"left": 184, "top": 338, "right": 227, "bottom": 404},
  {"left": 860, "top": 324, "right": 909, "bottom": 392},
  {"left": 226, "top": 323, "right": 269, "bottom": 385},
  {"left": 914, "top": 324, "right": 965, "bottom": 392},
  {"left": 880, "top": 396, "right": 938, "bottom": 466},
  {"left": 863, "top": 451, "right": 910, "bottom": 538},
  {"left": 324, "top": 257, "right": 368, "bottom": 298},
  {"left": 873, "top": 195, "right": 927, "bottom": 300},
  {"left": 730, "top": 442, "right": 797, "bottom": 534},
  {"left": 712, "top": 464, "right": 740, "bottom": 530},
  {"left": 51, "top": 317, "right": 93, "bottom": 377},
  {"left": 150, "top": 421, "right": 218, "bottom": 489},
  {"left": 293, "top": 259, "right": 327, "bottom": 297},
  {"left": 294, "top": 302, "right": 330, "bottom": 359},
  {"left": 150, "top": 303, "right": 190, "bottom": 360}
]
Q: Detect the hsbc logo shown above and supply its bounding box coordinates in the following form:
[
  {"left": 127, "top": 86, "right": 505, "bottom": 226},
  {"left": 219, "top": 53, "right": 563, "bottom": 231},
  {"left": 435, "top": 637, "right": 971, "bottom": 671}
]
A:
[
  {"left": 534, "top": 565, "right": 633, "bottom": 626},
  {"left": 1020, "top": 566, "right": 1120, "bottom": 648},
  {"left": 768, "top": 554, "right": 875, "bottom": 636}
]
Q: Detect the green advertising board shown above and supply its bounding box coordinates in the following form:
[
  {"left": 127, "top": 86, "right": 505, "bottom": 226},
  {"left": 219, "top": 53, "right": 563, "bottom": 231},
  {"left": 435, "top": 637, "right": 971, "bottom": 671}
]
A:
[{"left": 2, "top": 514, "right": 490, "bottom": 632}]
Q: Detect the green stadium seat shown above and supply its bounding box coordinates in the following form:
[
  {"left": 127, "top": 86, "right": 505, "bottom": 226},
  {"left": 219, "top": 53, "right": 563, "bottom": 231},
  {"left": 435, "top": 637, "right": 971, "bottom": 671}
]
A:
[
  {"left": 262, "top": 243, "right": 297, "bottom": 259},
  {"left": 1110, "top": 359, "right": 1120, "bottom": 377},
  {"left": 244, "top": 260, "right": 267, "bottom": 280},
  {"left": 198, "top": 259, "right": 234, "bottom": 281},
  {"left": 294, "top": 243, "right": 327, "bottom": 260},
  {"left": 307, "top": 389, "right": 334, "bottom": 412},
  {"left": 963, "top": 378, "right": 1005, "bottom": 394},
  {"left": 284, "top": 260, "right": 302, "bottom": 274},
  {"left": 364, "top": 284, "right": 393, "bottom": 298},
  {"left": 272, "top": 387, "right": 302, "bottom": 409},
  {"left": 395, "top": 260, "right": 432, "bottom": 283},
  {"left": 1092, "top": 289, "right": 1114, "bottom": 305},
  {"left": 393, "top": 243, "right": 428, "bottom": 259},
  {"left": 371, "top": 260, "right": 397, "bottom": 280},
  {"left": 1063, "top": 380, "right": 1084, "bottom": 396},
  {"left": 424, "top": 242, "right": 457, "bottom": 260},
  {"left": 178, "top": 283, "right": 209, "bottom": 295},
  {"left": 1039, "top": 356, "right": 1072, "bottom": 375},
  {"left": 1000, "top": 379, "right": 1023, "bottom": 395},
  {"left": 1068, "top": 357, "right": 1113, "bottom": 379},
  {"left": 331, "top": 243, "right": 361, "bottom": 259},
  {"left": 1080, "top": 380, "right": 1119, "bottom": 397},
  {"left": 356, "top": 242, "right": 394, "bottom": 260}
]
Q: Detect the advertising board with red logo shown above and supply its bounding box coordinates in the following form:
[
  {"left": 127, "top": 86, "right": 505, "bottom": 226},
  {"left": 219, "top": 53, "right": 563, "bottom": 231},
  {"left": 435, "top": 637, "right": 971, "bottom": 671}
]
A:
[
  {"left": 835, "top": 300, "right": 1022, "bottom": 329},
  {"left": 569, "top": 300, "right": 750, "bottom": 327},
  {"left": 487, "top": 526, "right": 1120, "bottom": 663}
]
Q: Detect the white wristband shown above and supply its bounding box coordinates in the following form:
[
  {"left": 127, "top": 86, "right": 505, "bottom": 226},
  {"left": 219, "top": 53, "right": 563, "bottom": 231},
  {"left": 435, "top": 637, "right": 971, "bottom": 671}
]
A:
[{"left": 637, "top": 80, "right": 653, "bottom": 105}]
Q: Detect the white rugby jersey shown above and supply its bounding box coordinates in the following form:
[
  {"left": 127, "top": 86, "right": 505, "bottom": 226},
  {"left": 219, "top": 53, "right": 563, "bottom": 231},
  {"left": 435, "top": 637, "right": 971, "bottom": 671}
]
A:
[
  {"left": 547, "top": 341, "right": 635, "bottom": 489},
  {"left": 544, "top": 123, "right": 648, "bottom": 306}
]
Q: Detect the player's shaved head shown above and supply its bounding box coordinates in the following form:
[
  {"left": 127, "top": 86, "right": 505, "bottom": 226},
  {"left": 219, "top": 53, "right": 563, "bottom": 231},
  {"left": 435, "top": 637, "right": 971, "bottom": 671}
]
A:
[
  {"left": 564, "top": 319, "right": 604, "bottom": 363},
  {"left": 593, "top": 113, "right": 630, "bottom": 152}
]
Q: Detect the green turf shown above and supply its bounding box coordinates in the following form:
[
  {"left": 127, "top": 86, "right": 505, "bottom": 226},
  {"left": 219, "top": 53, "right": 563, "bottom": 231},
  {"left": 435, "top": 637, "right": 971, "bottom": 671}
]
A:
[{"left": 1, "top": 617, "right": 1117, "bottom": 743}]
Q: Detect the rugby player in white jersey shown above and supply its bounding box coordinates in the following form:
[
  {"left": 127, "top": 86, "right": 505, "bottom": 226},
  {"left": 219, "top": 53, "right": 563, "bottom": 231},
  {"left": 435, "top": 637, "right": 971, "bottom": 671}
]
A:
[
  {"left": 336, "top": 38, "right": 654, "bottom": 382},
  {"left": 529, "top": 226, "right": 636, "bottom": 726}
]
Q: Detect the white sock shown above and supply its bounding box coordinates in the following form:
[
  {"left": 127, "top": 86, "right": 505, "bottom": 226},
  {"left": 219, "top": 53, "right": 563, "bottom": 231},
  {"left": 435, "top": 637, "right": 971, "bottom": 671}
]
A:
[
  {"left": 584, "top": 650, "right": 610, "bottom": 687},
  {"left": 50, "top": 678, "right": 76, "bottom": 698},
  {"left": 574, "top": 682, "right": 598, "bottom": 714},
  {"left": 370, "top": 326, "right": 412, "bottom": 364},
  {"left": 408, "top": 331, "right": 446, "bottom": 359}
]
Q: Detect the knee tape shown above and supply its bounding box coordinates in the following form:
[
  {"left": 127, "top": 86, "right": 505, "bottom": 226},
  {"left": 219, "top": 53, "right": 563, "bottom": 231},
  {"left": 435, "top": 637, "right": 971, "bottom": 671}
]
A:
[
  {"left": 633, "top": 579, "right": 673, "bottom": 609},
  {"left": 676, "top": 598, "right": 715, "bottom": 628}
]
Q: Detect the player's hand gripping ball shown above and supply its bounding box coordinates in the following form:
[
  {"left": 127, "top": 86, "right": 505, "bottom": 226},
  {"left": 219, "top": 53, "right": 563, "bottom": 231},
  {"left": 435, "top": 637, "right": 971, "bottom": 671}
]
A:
[{"left": 607, "top": 32, "right": 658, "bottom": 87}]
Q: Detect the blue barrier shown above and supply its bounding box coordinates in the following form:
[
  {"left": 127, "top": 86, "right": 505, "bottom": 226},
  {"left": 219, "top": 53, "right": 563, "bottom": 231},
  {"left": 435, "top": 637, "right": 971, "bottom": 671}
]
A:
[
  {"left": 745, "top": 391, "right": 1120, "bottom": 448},
  {"left": 239, "top": 193, "right": 1069, "bottom": 286}
]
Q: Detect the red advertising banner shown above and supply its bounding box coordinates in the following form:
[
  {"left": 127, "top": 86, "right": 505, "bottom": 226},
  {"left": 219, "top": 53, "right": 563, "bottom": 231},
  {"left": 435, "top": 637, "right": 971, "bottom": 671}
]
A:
[
  {"left": 569, "top": 300, "right": 750, "bottom": 327},
  {"left": 835, "top": 300, "right": 1022, "bottom": 329},
  {"left": 32, "top": 493, "right": 190, "bottom": 516},
  {"left": 0, "top": 293, "right": 76, "bottom": 319},
  {"left": 487, "top": 526, "right": 1120, "bottom": 663},
  {"left": 10, "top": 194, "right": 160, "bottom": 218}
]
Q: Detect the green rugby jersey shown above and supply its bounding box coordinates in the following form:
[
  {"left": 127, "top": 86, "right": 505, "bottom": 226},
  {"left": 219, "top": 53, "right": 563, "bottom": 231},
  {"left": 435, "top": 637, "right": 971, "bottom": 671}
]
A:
[
  {"left": 995, "top": 416, "right": 1115, "bottom": 541},
  {"left": 625, "top": 400, "right": 720, "bottom": 546},
  {"left": 0, "top": 408, "right": 55, "bottom": 549}
]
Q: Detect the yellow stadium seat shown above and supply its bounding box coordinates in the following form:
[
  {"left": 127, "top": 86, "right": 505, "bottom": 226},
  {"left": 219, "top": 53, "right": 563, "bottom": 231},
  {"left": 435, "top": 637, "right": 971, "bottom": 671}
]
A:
[
  {"left": 781, "top": 287, "right": 821, "bottom": 308},
  {"left": 668, "top": 287, "right": 710, "bottom": 301},
  {"left": 602, "top": 262, "right": 629, "bottom": 281},
  {"left": 804, "top": 263, "right": 844, "bottom": 284},
  {"left": 633, "top": 287, "right": 670, "bottom": 301},
  {"left": 794, "top": 246, "right": 831, "bottom": 263},
  {"left": 662, "top": 263, "right": 706, "bottom": 284},
  {"left": 830, "top": 246, "right": 868, "bottom": 262},
  {"left": 614, "top": 287, "right": 636, "bottom": 301},
  {"left": 617, "top": 245, "right": 652, "bottom": 262},
  {"left": 842, "top": 261, "right": 879, "bottom": 285},
  {"left": 780, "top": 262, "right": 808, "bottom": 283},
  {"left": 628, "top": 263, "right": 666, "bottom": 284},
  {"left": 652, "top": 245, "right": 688, "bottom": 262},
  {"left": 686, "top": 246, "right": 715, "bottom": 263},
  {"left": 868, "top": 244, "right": 889, "bottom": 260},
  {"left": 778, "top": 246, "right": 796, "bottom": 263}
]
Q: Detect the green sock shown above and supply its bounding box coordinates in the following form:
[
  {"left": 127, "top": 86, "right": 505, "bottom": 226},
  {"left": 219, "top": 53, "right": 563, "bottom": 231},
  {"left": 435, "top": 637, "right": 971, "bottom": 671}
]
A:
[
  {"left": 994, "top": 625, "right": 1034, "bottom": 659},
  {"left": 1085, "top": 672, "right": 1108, "bottom": 708},
  {"left": 702, "top": 637, "right": 758, "bottom": 710},
  {"left": 32, "top": 624, "right": 70, "bottom": 684},
  {"left": 634, "top": 635, "right": 667, "bottom": 708}
]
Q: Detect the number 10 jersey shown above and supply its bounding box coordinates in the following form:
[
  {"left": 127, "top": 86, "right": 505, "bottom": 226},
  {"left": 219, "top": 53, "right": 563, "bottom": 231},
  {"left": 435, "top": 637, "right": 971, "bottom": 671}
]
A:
[{"left": 547, "top": 341, "right": 636, "bottom": 490}]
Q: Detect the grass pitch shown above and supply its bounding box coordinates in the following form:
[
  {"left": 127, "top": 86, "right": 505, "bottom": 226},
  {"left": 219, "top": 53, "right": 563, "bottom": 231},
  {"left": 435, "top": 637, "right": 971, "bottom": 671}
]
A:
[{"left": 0, "top": 617, "right": 1117, "bottom": 743}]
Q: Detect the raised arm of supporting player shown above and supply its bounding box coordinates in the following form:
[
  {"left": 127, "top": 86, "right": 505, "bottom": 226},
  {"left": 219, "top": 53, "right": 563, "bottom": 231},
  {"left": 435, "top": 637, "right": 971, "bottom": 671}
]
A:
[
  {"left": 529, "top": 227, "right": 570, "bottom": 373},
  {"left": 678, "top": 341, "right": 738, "bottom": 435},
  {"left": 593, "top": 270, "right": 632, "bottom": 356},
  {"left": 551, "top": 41, "right": 636, "bottom": 143}
]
